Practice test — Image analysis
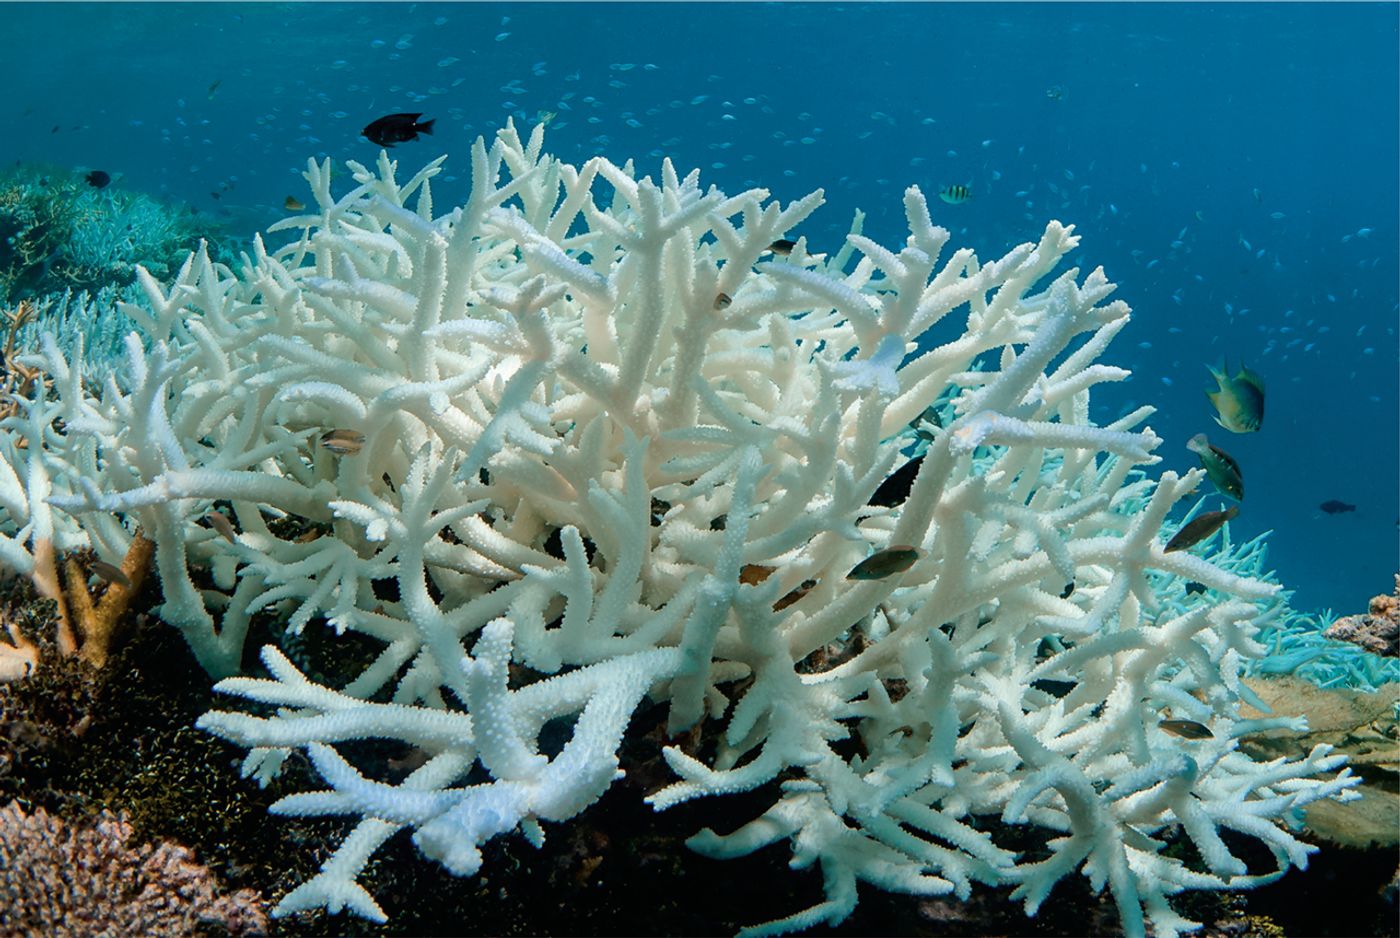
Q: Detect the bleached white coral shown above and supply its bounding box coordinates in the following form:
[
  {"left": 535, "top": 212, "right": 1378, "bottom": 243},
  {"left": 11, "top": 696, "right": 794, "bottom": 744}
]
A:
[{"left": 0, "top": 122, "right": 1357, "bottom": 936}]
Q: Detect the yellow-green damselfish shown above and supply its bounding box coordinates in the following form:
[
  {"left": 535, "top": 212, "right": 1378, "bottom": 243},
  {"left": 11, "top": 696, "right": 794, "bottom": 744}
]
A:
[{"left": 1205, "top": 361, "right": 1265, "bottom": 433}]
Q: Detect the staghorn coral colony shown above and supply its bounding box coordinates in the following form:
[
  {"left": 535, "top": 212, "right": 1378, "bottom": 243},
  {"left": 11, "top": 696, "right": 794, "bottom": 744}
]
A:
[{"left": 0, "top": 123, "right": 1377, "bottom": 936}]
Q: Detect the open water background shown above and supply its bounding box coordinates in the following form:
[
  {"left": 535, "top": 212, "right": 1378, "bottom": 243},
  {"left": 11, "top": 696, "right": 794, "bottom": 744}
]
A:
[{"left": 1, "top": 1, "right": 1396, "bottom": 617}]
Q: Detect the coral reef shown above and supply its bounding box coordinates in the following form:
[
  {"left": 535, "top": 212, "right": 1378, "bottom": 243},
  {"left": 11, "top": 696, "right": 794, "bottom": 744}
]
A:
[
  {"left": 1250, "top": 604, "right": 1400, "bottom": 693},
  {"left": 1325, "top": 576, "right": 1400, "bottom": 658},
  {"left": 0, "top": 123, "right": 1362, "bottom": 937},
  {"left": 11, "top": 287, "right": 147, "bottom": 384},
  {"left": 0, "top": 800, "right": 267, "bottom": 936},
  {"left": 1143, "top": 514, "right": 1400, "bottom": 693},
  {"left": 0, "top": 163, "right": 222, "bottom": 304}
]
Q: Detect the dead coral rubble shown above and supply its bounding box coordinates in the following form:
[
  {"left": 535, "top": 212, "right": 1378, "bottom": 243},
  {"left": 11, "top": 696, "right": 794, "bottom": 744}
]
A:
[
  {"left": 0, "top": 800, "right": 267, "bottom": 937},
  {"left": 1325, "top": 575, "right": 1400, "bottom": 658}
]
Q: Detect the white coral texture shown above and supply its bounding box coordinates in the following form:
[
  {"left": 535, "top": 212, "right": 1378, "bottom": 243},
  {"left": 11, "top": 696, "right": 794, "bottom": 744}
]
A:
[{"left": 0, "top": 122, "right": 1357, "bottom": 937}]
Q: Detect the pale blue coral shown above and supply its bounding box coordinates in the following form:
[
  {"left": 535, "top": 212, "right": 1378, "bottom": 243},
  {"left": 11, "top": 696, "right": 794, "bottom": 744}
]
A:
[{"left": 1150, "top": 498, "right": 1398, "bottom": 692}]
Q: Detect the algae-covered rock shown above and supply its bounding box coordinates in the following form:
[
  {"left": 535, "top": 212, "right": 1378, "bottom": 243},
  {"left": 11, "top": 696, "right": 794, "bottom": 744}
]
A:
[{"left": 1241, "top": 676, "right": 1398, "bottom": 848}]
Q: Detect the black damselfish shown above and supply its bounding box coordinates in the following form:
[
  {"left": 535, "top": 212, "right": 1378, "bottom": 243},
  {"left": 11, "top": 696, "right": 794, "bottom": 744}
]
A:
[
  {"left": 362, "top": 112, "right": 436, "bottom": 147},
  {"left": 868, "top": 455, "right": 923, "bottom": 508}
]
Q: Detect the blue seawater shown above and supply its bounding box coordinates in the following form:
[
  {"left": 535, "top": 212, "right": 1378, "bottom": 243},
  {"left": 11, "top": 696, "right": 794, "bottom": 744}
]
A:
[{"left": 1, "top": 1, "right": 1395, "bottom": 617}]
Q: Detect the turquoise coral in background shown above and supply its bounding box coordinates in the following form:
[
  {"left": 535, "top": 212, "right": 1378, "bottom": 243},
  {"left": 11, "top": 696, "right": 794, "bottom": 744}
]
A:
[
  {"left": 0, "top": 163, "right": 225, "bottom": 305},
  {"left": 1151, "top": 497, "right": 1400, "bottom": 693}
]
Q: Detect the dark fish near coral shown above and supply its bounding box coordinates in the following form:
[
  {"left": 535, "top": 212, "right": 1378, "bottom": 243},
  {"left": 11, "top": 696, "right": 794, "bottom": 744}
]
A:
[
  {"left": 767, "top": 239, "right": 796, "bottom": 256},
  {"left": 84, "top": 170, "right": 110, "bottom": 189},
  {"left": 362, "top": 112, "right": 436, "bottom": 147},
  {"left": 774, "top": 579, "right": 816, "bottom": 612},
  {"left": 847, "top": 545, "right": 922, "bottom": 581},
  {"left": 1164, "top": 505, "right": 1238, "bottom": 553},
  {"left": 1184, "top": 581, "right": 1207, "bottom": 596},
  {"left": 912, "top": 403, "right": 943, "bottom": 443},
  {"left": 739, "top": 563, "right": 813, "bottom": 611},
  {"left": 1319, "top": 500, "right": 1356, "bottom": 515},
  {"left": 1185, "top": 432, "right": 1242, "bottom": 500},
  {"left": 713, "top": 292, "right": 732, "bottom": 310},
  {"left": 320, "top": 429, "right": 366, "bottom": 455},
  {"left": 868, "top": 455, "right": 923, "bottom": 508},
  {"left": 939, "top": 184, "right": 971, "bottom": 205},
  {"left": 284, "top": 195, "right": 305, "bottom": 212},
  {"left": 1159, "top": 719, "right": 1213, "bottom": 740},
  {"left": 1205, "top": 361, "right": 1264, "bottom": 433}
]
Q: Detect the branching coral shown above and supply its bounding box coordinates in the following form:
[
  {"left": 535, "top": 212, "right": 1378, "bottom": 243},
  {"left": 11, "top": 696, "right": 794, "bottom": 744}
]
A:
[
  {"left": 0, "top": 292, "right": 155, "bottom": 679},
  {"left": 0, "top": 164, "right": 222, "bottom": 304},
  {"left": 0, "top": 122, "right": 1359, "bottom": 937},
  {"left": 13, "top": 287, "right": 145, "bottom": 384}
]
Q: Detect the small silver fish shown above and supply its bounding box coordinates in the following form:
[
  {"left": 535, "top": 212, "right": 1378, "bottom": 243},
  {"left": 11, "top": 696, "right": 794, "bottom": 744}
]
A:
[
  {"left": 847, "top": 545, "right": 922, "bottom": 581},
  {"left": 1159, "top": 719, "right": 1213, "bottom": 740},
  {"left": 320, "top": 429, "right": 366, "bottom": 455}
]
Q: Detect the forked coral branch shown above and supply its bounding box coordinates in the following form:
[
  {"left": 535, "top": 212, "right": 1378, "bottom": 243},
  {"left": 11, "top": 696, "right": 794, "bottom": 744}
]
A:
[
  {"left": 64, "top": 530, "right": 155, "bottom": 669},
  {"left": 0, "top": 531, "right": 154, "bottom": 678}
]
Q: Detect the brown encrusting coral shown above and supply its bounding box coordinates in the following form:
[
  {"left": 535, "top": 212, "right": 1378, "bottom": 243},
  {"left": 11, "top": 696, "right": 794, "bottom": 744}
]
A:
[
  {"left": 1325, "top": 575, "right": 1400, "bottom": 658},
  {"left": 0, "top": 800, "right": 268, "bottom": 937}
]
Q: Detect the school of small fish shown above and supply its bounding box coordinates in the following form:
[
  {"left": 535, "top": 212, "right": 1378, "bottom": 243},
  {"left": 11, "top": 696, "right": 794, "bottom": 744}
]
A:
[{"left": 35, "top": 5, "right": 1389, "bottom": 633}]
